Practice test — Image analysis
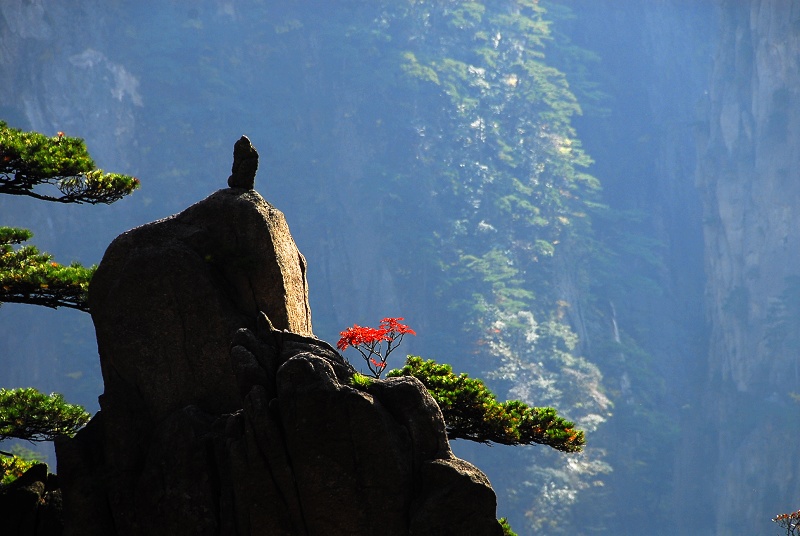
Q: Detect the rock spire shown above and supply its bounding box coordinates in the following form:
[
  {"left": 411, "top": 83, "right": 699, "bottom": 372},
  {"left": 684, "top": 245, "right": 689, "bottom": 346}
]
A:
[
  {"left": 227, "top": 135, "right": 259, "bottom": 189},
  {"left": 53, "top": 140, "right": 502, "bottom": 535}
]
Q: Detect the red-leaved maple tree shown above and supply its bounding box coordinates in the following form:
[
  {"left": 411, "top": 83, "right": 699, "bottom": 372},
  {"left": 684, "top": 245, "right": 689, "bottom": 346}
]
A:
[
  {"left": 774, "top": 510, "right": 800, "bottom": 536},
  {"left": 337, "top": 317, "right": 416, "bottom": 378}
]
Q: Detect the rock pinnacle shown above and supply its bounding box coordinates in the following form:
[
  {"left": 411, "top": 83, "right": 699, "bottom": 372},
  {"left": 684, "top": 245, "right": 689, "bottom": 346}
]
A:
[{"left": 227, "top": 135, "right": 259, "bottom": 189}]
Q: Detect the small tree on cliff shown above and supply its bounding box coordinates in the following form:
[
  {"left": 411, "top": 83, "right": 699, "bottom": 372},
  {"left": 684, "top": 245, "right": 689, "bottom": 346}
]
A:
[
  {"left": 389, "top": 356, "right": 584, "bottom": 451},
  {"left": 774, "top": 510, "right": 800, "bottom": 535},
  {"left": 340, "top": 319, "right": 583, "bottom": 535},
  {"left": 0, "top": 121, "right": 139, "bottom": 477},
  {"left": 339, "top": 319, "right": 585, "bottom": 452}
]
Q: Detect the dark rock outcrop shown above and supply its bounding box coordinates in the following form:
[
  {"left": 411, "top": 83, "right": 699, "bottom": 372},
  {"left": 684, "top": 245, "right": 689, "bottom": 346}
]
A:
[
  {"left": 0, "top": 463, "right": 63, "bottom": 536},
  {"left": 88, "top": 186, "right": 313, "bottom": 423},
  {"left": 56, "top": 144, "right": 502, "bottom": 535},
  {"left": 227, "top": 135, "right": 259, "bottom": 189}
]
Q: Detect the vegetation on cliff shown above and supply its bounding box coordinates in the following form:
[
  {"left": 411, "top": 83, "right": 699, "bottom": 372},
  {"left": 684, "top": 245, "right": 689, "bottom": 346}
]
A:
[
  {"left": 0, "top": 388, "right": 88, "bottom": 445},
  {"left": 0, "top": 121, "right": 140, "bottom": 311},
  {"left": 390, "top": 356, "right": 584, "bottom": 452},
  {"left": 339, "top": 318, "right": 585, "bottom": 452},
  {"left": 0, "top": 121, "right": 139, "bottom": 205},
  {"left": 0, "top": 122, "right": 136, "bottom": 482},
  {"left": 2, "top": 124, "right": 584, "bottom": 535}
]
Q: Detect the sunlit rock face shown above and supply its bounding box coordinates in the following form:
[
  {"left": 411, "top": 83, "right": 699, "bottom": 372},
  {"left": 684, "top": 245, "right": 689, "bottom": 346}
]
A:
[
  {"left": 55, "top": 169, "right": 502, "bottom": 535},
  {"left": 89, "top": 186, "right": 314, "bottom": 421},
  {"left": 689, "top": 0, "right": 800, "bottom": 532}
]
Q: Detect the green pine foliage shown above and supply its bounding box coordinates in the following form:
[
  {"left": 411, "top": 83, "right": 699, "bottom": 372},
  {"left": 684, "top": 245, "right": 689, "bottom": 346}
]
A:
[
  {"left": 0, "top": 387, "right": 90, "bottom": 443},
  {"left": 0, "top": 226, "right": 95, "bottom": 311},
  {"left": 0, "top": 445, "right": 43, "bottom": 485},
  {"left": 349, "top": 372, "right": 374, "bottom": 389},
  {"left": 0, "top": 121, "right": 138, "bottom": 311},
  {"left": 0, "top": 452, "right": 39, "bottom": 485},
  {"left": 499, "top": 517, "right": 519, "bottom": 536},
  {"left": 388, "top": 356, "right": 585, "bottom": 452},
  {"left": 1, "top": 122, "right": 131, "bottom": 484},
  {"left": 0, "top": 121, "right": 139, "bottom": 311},
  {"left": 0, "top": 120, "right": 140, "bottom": 204},
  {"left": 308, "top": 4, "right": 610, "bottom": 529}
]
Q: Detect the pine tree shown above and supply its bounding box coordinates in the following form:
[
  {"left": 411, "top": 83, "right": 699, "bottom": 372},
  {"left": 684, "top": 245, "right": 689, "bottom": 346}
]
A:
[
  {"left": 388, "top": 356, "right": 585, "bottom": 452},
  {"left": 0, "top": 121, "right": 138, "bottom": 477},
  {"left": 0, "top": 121, "right": 139, "bottom": 311}
]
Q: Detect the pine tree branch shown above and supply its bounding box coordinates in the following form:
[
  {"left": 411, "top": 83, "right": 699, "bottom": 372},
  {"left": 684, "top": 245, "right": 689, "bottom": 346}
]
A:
[
  {"left": 388, "top": 356, "right": 585, "bottom": 452},
  {"left": 1, "top": 227, "right": 94, "bottom": 311},
  {"left": 0, "top": 121, "right": 140, "bottom": 205},
  {"left": 0, "top": 388, "right": 90, "bottom": 443}
]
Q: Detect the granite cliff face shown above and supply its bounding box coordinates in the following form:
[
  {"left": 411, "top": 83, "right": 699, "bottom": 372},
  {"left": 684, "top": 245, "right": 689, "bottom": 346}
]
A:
[
  {"left": 53, "top": 146, "right": 502, "bottom": 535},
  {"left": 0, "top": 0, "right": 141, "bottom": 169},
  {"left": 560, "top": 1, "right": 800, "bottom": 531},
  {"left": 690, "top": 1, "right": 800, "bottom": 532},
  {"left": 701, "top": 0, "right": 800, "bottom": 394}
]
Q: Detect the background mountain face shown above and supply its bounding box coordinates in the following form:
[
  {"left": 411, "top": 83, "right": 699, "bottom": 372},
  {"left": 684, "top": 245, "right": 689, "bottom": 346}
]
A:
[{"left": 1, "top": 1, "right": 797, "bottom": 534}]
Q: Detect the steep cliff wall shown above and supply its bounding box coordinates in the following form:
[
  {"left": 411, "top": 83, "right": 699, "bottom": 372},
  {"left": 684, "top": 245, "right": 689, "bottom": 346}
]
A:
[
  {"left": 552, "top": 1, "right": 713, "bottom": 531},
  {"left": 692, "top": 0, "right": 800, "bottom": 532},
  {"left": 0, "top": 0, "right": 140, "bottom": 170},
  {"left": 553, "top": 1, "right": 800, "bottom": 532},
  {"left": 701, "top": 0, "right": 800, "bottom": 394}
]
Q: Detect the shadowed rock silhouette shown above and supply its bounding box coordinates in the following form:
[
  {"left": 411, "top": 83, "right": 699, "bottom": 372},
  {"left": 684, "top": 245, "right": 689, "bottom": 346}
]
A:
[
  {"left": 54, "top": 138, "right": 503, "bottom": 536},
  {"left": 227, "top": 135, "right": 259, "bottom": 189}
]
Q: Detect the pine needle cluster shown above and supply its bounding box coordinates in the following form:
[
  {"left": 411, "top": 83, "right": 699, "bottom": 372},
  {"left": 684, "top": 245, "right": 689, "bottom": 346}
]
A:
[
  {"left": 0, "top": 121, "right": 134, "bottom": 484},
  {"left": 0, "top": 387, "right": 90, "bottom": 444},
  {"left": 388, "top": 356, "right": 585, "bottom": 452},
  {"left": 0, "top": 227, "right": 95, "bottom": 311},
  {"left": 0, "top": 120, "right": 139, "bottom": 204}
]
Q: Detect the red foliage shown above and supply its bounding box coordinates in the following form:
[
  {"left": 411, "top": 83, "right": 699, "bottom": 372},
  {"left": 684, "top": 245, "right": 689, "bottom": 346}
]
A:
[
  {"left": 337, "top": 317, "right": 416, "bottom": 378},
  {"left": 773, "top": 510, "right": 800, "bottom": 535}
]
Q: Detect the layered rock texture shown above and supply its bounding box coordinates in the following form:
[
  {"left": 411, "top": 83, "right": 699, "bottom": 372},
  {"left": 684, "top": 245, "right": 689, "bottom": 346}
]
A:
[
  {"left": 685, "top": 1, "right": 800, "bottom": 533},
  {"left": 568, "top": 2, "right": 800, "bottom": 532},
  {"left": 54, "top": 143, "right": 502, "bottom": 535}
]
